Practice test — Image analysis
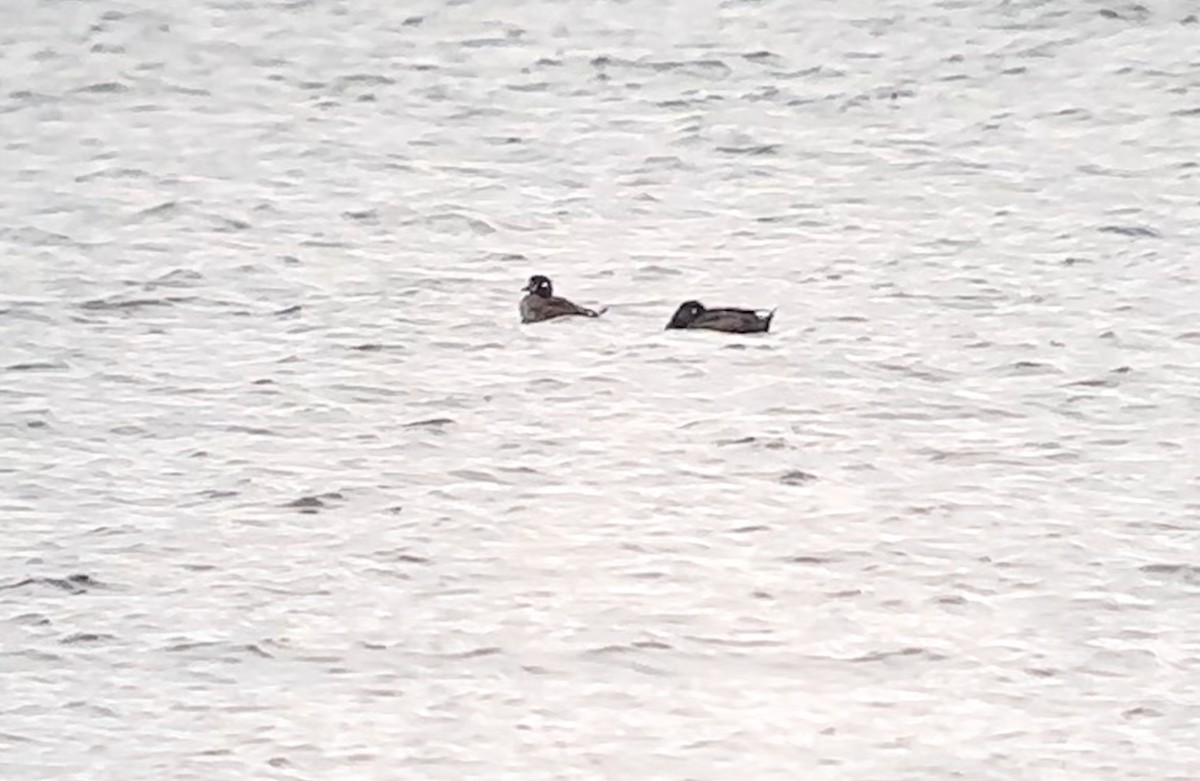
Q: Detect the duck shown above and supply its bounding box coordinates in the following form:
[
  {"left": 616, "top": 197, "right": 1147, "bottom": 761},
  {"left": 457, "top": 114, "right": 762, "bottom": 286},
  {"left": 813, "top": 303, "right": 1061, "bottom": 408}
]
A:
[
  {"left": 665, "top": 300, "right": 776, "bottom": 333},
  {"left": 519, "top": 275, "right": 607, "bottom": 324}
]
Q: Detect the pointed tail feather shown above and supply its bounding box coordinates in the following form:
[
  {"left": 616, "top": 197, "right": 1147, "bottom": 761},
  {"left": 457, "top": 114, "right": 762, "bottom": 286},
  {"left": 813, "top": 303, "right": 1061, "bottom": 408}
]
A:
[{"left": 764, "top": 307, "right": 778, "bottom": 332}]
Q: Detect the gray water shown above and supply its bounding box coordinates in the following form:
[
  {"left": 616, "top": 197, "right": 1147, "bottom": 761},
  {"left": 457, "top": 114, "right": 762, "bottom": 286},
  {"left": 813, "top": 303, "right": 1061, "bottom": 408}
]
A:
[{"left": 3, "top": 0, "right": 1200, "bottom": 778}]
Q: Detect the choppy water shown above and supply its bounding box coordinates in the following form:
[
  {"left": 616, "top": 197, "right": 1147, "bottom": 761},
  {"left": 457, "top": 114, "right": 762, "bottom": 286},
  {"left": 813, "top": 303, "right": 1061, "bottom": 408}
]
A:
[{"left": 3, "top": 0, "right": 1200, "bottom": 778}]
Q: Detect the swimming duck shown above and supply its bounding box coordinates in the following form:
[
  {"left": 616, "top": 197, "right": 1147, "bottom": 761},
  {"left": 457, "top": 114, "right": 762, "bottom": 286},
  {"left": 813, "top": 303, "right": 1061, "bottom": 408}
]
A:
[
  {"left": 520, "top": 275, "right": 606, "bottom": 324},
  {"left": 666, "top": 300, "right": 776, "bottom": 333}
]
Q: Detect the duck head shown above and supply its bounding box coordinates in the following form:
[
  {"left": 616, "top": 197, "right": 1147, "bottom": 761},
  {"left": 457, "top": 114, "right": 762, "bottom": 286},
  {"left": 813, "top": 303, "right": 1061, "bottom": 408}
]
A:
[
  {"left": 666, "top": 300, "right": 706, "bottom": 329},
  {"left": 522, "top": 275, "right": 553, "bottom": 298}
]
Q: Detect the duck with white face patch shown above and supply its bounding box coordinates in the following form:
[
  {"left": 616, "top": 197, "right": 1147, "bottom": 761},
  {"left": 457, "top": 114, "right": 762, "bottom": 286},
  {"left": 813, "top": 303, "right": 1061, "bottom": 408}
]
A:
[{"left": 519, "top": 275, "right": 607, "bottom": 324}]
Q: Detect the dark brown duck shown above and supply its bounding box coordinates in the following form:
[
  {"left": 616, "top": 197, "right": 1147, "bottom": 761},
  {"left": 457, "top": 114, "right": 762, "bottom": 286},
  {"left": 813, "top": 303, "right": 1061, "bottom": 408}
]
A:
[
  {"left": 666, "top": 300, "right": 776, "bottom": 333},
  {"left": 519, "top": 275, "right": 607, "bottom": 324}
]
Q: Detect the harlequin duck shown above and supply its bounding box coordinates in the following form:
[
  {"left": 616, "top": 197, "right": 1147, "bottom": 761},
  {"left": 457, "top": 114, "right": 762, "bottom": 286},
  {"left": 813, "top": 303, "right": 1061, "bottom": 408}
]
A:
[
  {"left": 520, "top": 275, "right": 607, "bottom": 324},
  {"left": 666, "top": 300, "right": 776, "bottom": 333}
]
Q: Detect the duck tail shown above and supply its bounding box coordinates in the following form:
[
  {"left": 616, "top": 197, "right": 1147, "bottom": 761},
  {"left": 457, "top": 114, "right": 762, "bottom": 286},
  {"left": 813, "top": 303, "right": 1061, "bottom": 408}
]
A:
[{"left": 764, "top": 307, "right": 778, "bottom": 332}]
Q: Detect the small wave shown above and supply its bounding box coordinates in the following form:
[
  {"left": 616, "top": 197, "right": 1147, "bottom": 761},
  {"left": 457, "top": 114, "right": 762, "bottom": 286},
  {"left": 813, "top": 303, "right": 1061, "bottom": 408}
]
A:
[
  {"left": 60, "top": 632, "right": 116, "bottom": 645},
  {"left": 850, "top": 646, "right": 947, "bottom": 663},
  {"left": 80, "top": 294, "right": 183, "bottom": 311},
  {"left": 641, "top": 155, "right": 688, "bottom": 170},
  {"left": 586, "top": 641, "right": 672, "bottom": 655},
  {"left": 75, "top": 81, "right": 128, "bottom": 94},
  {"left": 423, "top": 212, "right": 496, "bottom": 235},
  {"left": 133, "top": 200, "right": 181, "bottom": 218},
  {"left": 0, "top": 226, "right": 76, "bottom": 246},
  {"left": 743, "top": 50, "right": 785, "bottom": 66},
  {"left": 343, "top": 208, "right": 379, "bottom": 222},
  {"left": 635, "top": 264, "right": 682, "bottom": 276},
  {"left": 656, "top": 59, "right": 732, "bottom": 79},
  {"left": 1140, "top": 563, "right": 1200, "bottom": 583},
  {"left": 7, "top": 90, "right": 55, "bottom": 105},
  {"left": 334, "top": 73, "right": 395, "bottom": 88},
  {"left": 717, "top": 436, "right": 789, "bottom": 450},
  {"left": 780, "top": 470, "right": 817, "bottom": 485},
  {"left": 0, "top": 574, "right": 97, "bottom": 593},
  {"left": 684, "top": 635, "right": 784, "bottom": 648},
  {"left": 786, "top": 555, "right": 836, "bottom": 565},
  {"left": 378, "top": 551, "right": 428, "bottom": 564},
  {"left": 1008, "top": 360, "right": 1061, "bottom": 375},
  {"left": 6, "top": 361, "right": 68, "bottom": 372},
  {"left": 461, "top": 36, "right": 520, "bottom": 49},
  {"left": 208, "top": 214, "right": 251, "bottom": 232},
  {"left": 507, "top": 81, "right": 549, "bottom": 93},
  {"left": 1098, "top": 224, "right": 1161, "bottom": 238},
  {"left": 482, "top": 251, "right": 527, "bottom": 264},
  {"left": 223, "top": 425, "right": 278, "bottom": 436},
  {"left": 448, "top": 469, "right": 505, "bottom": 483},
  {"left": 76, "top": 167, "right": 150, "bottom": 182},
  {"left": 283, "top": 491, "right": 346, "bottom": 512},
  {"left": 1065, "top": 376, "right": 1119, "bottom": 388},
  {"left": 145, "top": 268, "right": 204, "bottom": 288},
  {"left": 198, "top": 489, "right": 239, "bottom": 500},
  {"left": 716, "top": 143, "right": 781, "bottom": 156},
  {"left": 404, "top": 417, "right": 455, "bottom": 429},
  {"left": 440, "top": 646, "right": 502, "bottom": 659},
  {"left": 1098, "top": 7, "right": 1150, "bottom": 21}
]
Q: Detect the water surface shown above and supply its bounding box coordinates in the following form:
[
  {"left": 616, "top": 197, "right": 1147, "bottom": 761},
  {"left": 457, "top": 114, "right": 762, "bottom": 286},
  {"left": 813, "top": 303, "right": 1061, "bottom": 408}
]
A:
[{"left": 3, "top": 0, "right": 1199, "bottom": 778}]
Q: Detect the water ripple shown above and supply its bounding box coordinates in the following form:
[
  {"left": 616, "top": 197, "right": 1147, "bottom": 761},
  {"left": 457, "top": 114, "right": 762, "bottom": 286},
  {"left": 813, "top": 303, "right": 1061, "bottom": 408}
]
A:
[{"left": 3, "top": 0, "right": 1198, "bottom": 777}]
